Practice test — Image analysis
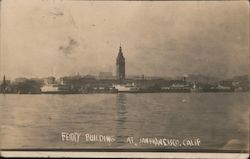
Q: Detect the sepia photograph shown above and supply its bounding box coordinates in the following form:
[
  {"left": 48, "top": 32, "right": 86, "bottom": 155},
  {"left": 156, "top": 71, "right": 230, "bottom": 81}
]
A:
[{"left": 0, "top": 0, "right": 249, "bottom": 158}]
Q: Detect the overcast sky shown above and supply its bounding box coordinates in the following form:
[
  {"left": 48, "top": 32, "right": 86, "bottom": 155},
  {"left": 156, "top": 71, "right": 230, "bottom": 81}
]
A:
[{"left": 0, "top": 0, "right": 249, "bottom": 79}]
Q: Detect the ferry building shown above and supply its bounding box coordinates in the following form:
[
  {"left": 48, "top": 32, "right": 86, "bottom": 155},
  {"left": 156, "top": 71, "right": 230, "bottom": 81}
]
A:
[{"left": 116, "top": 45, "right": 126, "bottom": 81}]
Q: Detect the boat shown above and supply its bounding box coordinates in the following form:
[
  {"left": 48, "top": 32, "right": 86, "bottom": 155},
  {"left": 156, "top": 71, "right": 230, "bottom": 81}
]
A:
[
  {"left": 113, "top": 83, "right": 140, "bottom": 93},
  {"left": 81, "top": 86, "right": 118, "bottom": 94},
  {"left": 191, "top": 82, "right": 203, "bottom": 93},
  {"left": 161, "top": 84, "right": 191, "bottom": 93},
  {"left": 41, "top": 84, "right": 73, "bottom": 94}
]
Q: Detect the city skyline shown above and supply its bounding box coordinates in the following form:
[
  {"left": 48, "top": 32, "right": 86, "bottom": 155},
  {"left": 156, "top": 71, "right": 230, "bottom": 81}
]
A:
[{"left": 0, "top": 0, "right": 248, "bottom": 79}]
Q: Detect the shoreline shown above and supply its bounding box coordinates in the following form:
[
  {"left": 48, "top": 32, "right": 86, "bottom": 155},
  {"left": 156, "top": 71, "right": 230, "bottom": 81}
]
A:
[{"left": 0, "top": 91, "right": 245, "bottom": 95}]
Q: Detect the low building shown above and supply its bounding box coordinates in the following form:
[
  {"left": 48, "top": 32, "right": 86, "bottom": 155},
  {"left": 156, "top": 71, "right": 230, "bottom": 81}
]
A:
[
  {"left": 15, "top": 77, "right": 28, "bottom": 83},
  {"left": 99, "top": 72, "right": 113, "bottom": 79},
  {"left": 44, "top": 76, "right": 56, "bottom": 85}
]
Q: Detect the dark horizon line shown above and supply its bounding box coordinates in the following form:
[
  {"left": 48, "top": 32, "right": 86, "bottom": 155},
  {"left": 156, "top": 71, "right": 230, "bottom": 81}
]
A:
[{"left": 0, "top": 73, "right": 249, "bottom": 81}]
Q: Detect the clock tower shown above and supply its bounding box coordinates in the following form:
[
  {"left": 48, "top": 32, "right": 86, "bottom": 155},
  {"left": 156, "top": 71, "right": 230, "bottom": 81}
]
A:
[{"left": 116, "top": 45, "right": 125, "bottom": 81}]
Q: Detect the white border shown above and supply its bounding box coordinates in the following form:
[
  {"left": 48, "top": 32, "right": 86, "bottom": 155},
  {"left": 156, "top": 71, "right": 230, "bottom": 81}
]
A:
[{"left": 0, "top": 151, "right": 249, "bottom": 158}]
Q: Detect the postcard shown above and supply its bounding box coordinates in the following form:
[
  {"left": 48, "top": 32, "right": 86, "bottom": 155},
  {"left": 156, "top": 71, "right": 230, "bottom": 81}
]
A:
[{"left": 0, "top": 0, "right": 249, "bottom": 158}]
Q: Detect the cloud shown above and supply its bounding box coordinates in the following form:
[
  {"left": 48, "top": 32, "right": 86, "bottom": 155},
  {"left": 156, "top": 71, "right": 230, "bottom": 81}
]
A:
[
  {"left": 49, "top": 7, "right": 64, "bottom": 19},
  {"left": 58, "top": 37, "right": 78, "bottom": 55}
]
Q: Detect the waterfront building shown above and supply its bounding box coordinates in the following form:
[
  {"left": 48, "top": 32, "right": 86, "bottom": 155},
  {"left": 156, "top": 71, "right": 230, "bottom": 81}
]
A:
[
  {"left": 44, "top": 76, "right": 56, "bottom": 85},
  {"left": 1, "top": 75, "right": 6, "bottom": 93},
  {"left": 14, "top": 77, "right": 28, "bottom": 83},
  {"left": 116, "top": 45, "right": 125, "bottom": 81},
  {"left": 99, "top": 72, "right": 114, "bottom": 79}
]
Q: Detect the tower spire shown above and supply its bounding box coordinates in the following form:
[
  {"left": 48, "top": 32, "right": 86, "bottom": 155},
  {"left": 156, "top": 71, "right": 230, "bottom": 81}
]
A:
[
  {"left": 119, "top": 42, "right": 122, "bottom": 53},
  {"left": 2, "top": 75, "right": 6, "bottom": 94}
]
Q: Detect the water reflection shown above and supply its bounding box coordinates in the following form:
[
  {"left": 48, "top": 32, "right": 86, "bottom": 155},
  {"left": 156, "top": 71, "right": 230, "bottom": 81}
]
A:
[
  {"left": 0, "top": 93, "right": 248, "bottom": 150},
  {"left": 115, "top": 93, "right": 128, "bottom": 145}
]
